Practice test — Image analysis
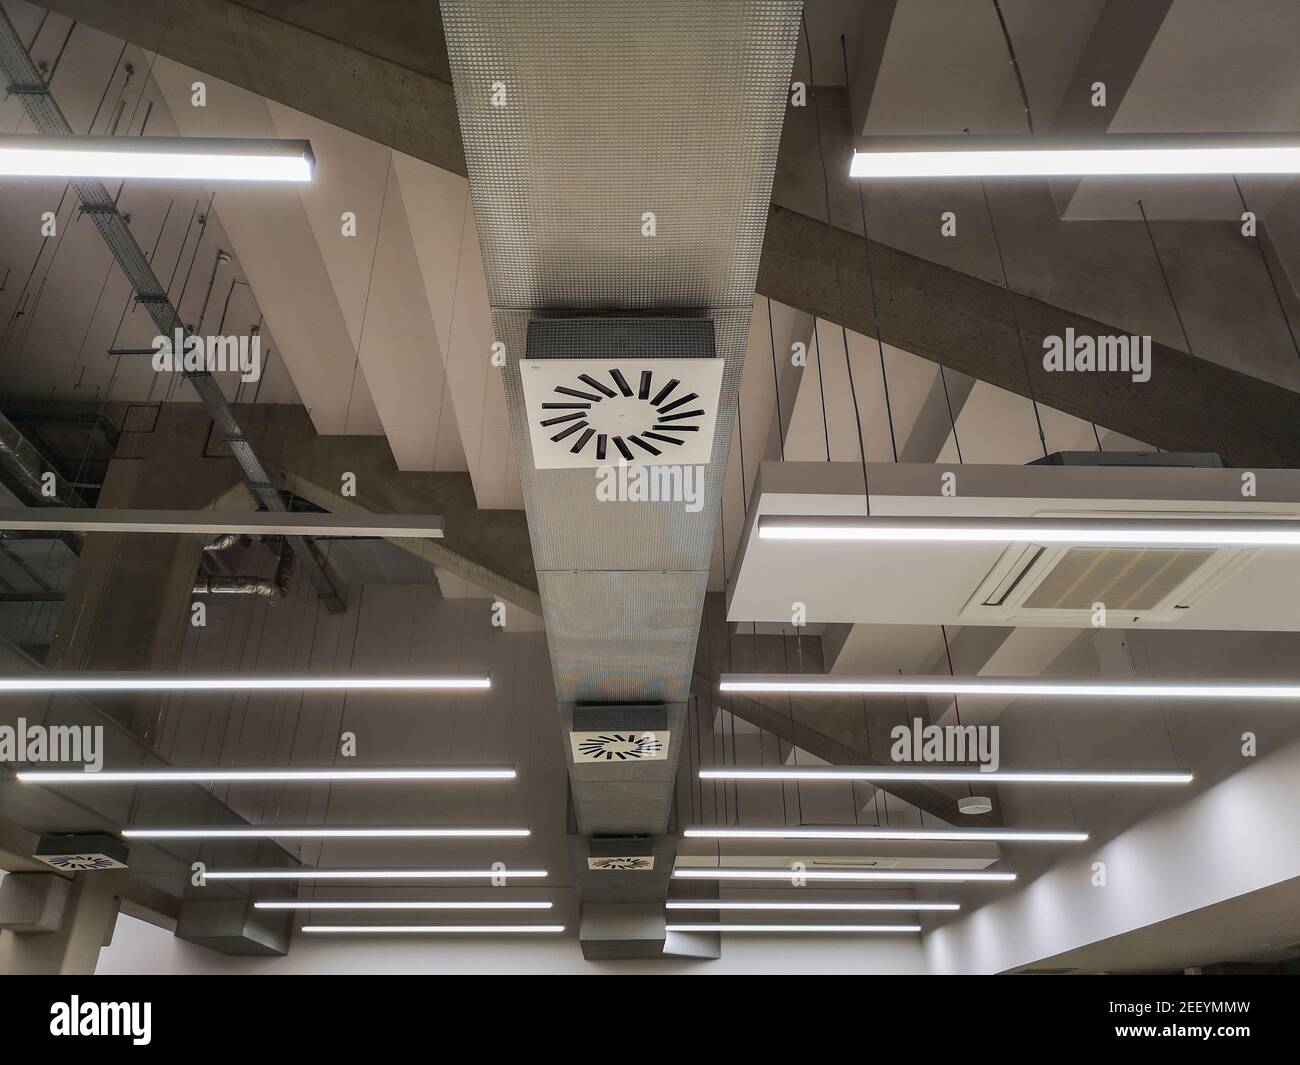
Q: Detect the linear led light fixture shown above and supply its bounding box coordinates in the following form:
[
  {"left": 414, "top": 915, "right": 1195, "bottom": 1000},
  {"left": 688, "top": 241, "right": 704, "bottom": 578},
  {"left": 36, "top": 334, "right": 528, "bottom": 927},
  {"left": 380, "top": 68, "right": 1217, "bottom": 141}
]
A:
[
  {"left": 0, "top": 508, "right": 444, "bottom": 539},
  {"left": 684, "top": 827, "right": 1086, "bottom": 843},
  {"left": 123, "top": 827, "right": 530, "bottom": 839},
  {"left": 666, "top": 923, "right": 921, "bottom": 934},
  {"left": 700, "top": 767, "right": 1192, "bottom": 785},
  {"left": 19, "top": 767, "right": 513, "bottom": 784},
  {"left": 255, "top": 901, "right": 553, "bottom": 911},
  {"left": 720, "top": 675, "right": 1300, "bottom": 700},
  {"left": 302, "top": 925, "right": 564, "bottom": 935},
  {"left": 849, "top": 133, "right": 1300, "bottom": 179},
  {"left": 673, "top": 869, "right": 1015, "bottom": 884},
  {"left": 204, "top": 869, "right": 547, "bottom": 881},
  {"left": 666, "top": 901, "right": 959, "bottom": 912},
  {"left": 0, "top": 135, "right": 314, "bottom": 182},
  {"left": 0, "top": 673, "right": 488, "bottom": 693},
  {"left": 758, "top": 514, "right": 1300, "bottom": 547}
]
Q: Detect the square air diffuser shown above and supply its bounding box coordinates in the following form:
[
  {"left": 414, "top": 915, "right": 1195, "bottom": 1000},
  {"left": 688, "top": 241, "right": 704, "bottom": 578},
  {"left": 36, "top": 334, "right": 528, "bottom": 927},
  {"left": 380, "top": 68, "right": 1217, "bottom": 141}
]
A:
[
  {"left": 520, "top": 358, "right": 723, "bottom": 469},
  {"left": 587, "top": 836, "right": 655, "bottom": 872},
  {"left": 34, "top": 833, "right": 129, "bottom": 871}
]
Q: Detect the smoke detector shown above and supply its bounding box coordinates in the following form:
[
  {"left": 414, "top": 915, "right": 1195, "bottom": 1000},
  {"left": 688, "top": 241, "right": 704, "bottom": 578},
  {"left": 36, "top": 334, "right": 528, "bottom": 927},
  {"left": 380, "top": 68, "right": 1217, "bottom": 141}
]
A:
[
  {"left": 520, "top": 358, "right": 723, "bottom": 469},
  {"left": 570, "top": 703, "right": 670, "bottom": 763},
  {"left": 958, "top": 796, "right": 993, "bottom": 816},
  {"left": 34, "top": 833, "right": 129, "bottom": 871},
  {"left": 588, "top": 836, "right": 655, "bottom": 872}
]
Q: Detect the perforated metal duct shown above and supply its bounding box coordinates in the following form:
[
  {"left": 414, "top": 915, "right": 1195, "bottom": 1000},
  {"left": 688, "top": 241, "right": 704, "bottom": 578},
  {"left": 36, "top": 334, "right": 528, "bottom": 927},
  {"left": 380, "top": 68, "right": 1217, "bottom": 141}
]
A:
[{"left": 442, "top": 0, "right": 801, "bottom": 857}]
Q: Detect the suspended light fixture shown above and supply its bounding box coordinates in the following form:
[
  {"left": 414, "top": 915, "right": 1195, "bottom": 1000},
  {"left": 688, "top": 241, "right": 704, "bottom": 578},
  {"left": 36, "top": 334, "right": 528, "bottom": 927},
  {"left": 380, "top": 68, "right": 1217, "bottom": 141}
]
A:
[
  {"left": 0, "top": 508, "right": 444, "bottom": 538},
  {"left": 684, "top": 827, "right": 1086, "bottom": 843},
  {"left": 850, "top": 133, "right": 1300, "bottom": 180},
  {"left": 665, "top": 901, "right": 958, "bottom": 912},
  {"left": 302, "top": 925, "right": 564, "bottom": 935},
  {"left": 0, "top": 673, "right": 489, "bottom": 693},
  {"left": 700, "top": 767, "right": 1192, "bottom": 785},
  {"left": 0, "top": 134, "right": 314, "bottom": 182},
  {"left": 255, "top": 901, "right": 553, "bottom": 911},
  {"left": 123, "top": 827, "right": 530, "bottom": 839},
  {"left": 672, "top": 868, "right": 1015, "bottom": 883},
  {"left": 19, "top": 768, "right": 514, "bottom": 784},
  {"left": 757, "top": 514, "right": 1300, "bottom": 547},
  {"left": 719, "top": 675, "right": 1300, "bottom": 700},
  {"left": 203, "top": 869, "right": 548, "bottom": 881},
  {"left": 666, "top": 923, "right": 921, "bottom": 934}
]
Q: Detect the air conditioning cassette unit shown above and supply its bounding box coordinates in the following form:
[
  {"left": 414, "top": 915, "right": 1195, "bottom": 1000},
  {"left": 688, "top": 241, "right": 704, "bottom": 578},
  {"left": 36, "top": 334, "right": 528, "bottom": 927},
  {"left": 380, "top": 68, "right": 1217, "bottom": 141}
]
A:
[
  {"left": 570, "top": 703, "right": 670, "bottom": 763},
  {"left": 588, "top": 835, "right": 655, "bottom": 872},
  {"left": 34, "top": 833, "right": 129, "bottom": 871},
  {"left": 961, "top": 513, "right": 1258, "bottom": 626}
]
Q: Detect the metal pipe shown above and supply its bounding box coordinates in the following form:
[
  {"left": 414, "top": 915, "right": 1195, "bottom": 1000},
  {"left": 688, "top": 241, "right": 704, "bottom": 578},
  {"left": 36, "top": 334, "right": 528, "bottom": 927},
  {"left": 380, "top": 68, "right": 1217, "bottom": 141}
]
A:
[
  {"left": 191, "top": 574, "right": 282, "bottom": 601},
  {"left": 193, "top": 538, "right": 293, "bottom": 602}
]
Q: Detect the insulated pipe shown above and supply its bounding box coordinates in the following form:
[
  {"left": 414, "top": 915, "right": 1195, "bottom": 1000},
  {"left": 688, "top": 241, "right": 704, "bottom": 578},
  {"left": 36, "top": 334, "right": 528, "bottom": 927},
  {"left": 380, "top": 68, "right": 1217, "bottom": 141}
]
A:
[
  {"left": 191, "top": 575, "right": 282, "bottom": 600},
  {"left": 192, "top": 540, "right": 294, "bottom": 602}
]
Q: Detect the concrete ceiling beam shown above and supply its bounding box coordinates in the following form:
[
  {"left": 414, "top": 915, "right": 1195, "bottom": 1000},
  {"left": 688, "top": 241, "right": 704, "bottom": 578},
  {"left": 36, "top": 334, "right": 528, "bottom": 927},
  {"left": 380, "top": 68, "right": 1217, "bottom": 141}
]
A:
[
  {"left": 32, "top": 0, "right": 464, "bottom": 175},
  {"left": 36, "top": 1, "right": 1300, "bottom": 467},
  {"left": 757, "top": 203, "right": 1300, "bottom": 468}
]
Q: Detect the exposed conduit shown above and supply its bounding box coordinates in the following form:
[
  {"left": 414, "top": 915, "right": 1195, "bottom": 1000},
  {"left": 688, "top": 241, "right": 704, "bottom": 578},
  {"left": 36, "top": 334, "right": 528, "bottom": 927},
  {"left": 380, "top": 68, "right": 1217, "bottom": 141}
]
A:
[{"left": 0, "top": 7, "right": 345, "bottom": 612}]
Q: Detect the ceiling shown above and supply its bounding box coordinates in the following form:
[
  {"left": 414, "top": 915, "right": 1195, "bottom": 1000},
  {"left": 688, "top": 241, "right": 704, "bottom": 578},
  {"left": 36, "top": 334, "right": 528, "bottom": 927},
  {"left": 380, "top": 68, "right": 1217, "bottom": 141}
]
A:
[{"left": 0, "top": 0, "right": 1298, "bottom": 975}]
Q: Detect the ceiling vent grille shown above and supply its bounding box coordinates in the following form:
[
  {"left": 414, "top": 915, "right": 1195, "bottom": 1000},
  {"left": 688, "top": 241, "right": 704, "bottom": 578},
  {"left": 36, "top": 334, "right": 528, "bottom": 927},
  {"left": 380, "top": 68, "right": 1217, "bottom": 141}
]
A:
[
  {"left": 588, "top": 836, "right": 655, "bottom": 872},
  {"left": 521, "top": 358, "right": 723, "bottom": 469},
  {"left": 1020, "top": 547, "right": 1215, "bottom": 611},
  {"left": 588, "top": 856, "right": 655, "bottom": 871},
  {"left": 573, "top": 733, "right": 667, "bottom": 762},
  {"left": 34, "top": 833, "right": 129, "bottom": 871}
]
